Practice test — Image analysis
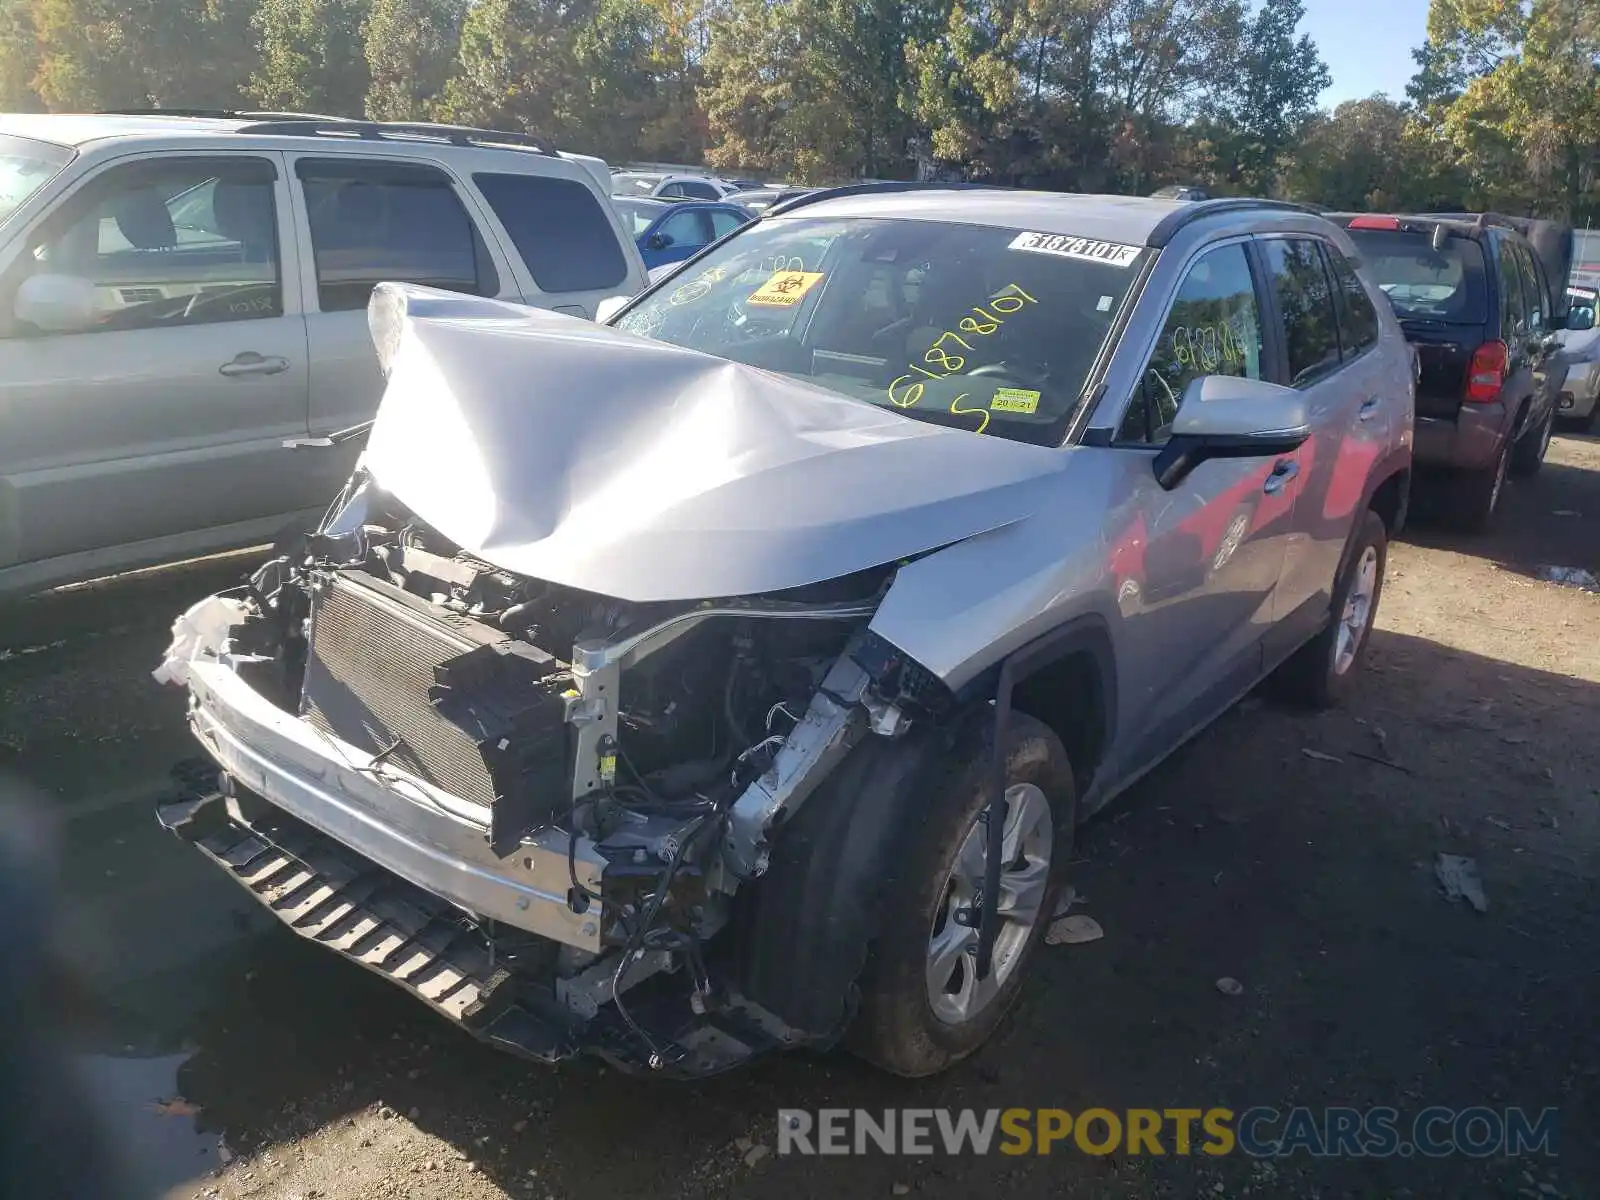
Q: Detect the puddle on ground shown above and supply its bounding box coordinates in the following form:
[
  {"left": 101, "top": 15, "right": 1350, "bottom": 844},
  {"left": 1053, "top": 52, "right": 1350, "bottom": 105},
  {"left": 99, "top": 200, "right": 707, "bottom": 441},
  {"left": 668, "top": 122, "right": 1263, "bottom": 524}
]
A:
[{"left": 71, "top": 1051, "right": 226, "bottom": 1199}]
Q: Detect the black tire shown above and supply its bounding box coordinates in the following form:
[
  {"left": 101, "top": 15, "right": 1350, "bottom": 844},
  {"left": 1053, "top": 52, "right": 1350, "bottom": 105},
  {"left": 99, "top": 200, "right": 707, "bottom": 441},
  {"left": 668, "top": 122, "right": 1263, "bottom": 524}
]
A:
[
  {"left": 1509, "top": 405, "right": 1554, "bottom": 477},
  {"left": 846, "top": 711, "right": 1076, "bottom": 1077},
  {"left": 1454, "top": 438, "right": 1510, "bottom": 533},
  {"left": 1271, "top": 510, "right": 1387, "bottom": 710}
]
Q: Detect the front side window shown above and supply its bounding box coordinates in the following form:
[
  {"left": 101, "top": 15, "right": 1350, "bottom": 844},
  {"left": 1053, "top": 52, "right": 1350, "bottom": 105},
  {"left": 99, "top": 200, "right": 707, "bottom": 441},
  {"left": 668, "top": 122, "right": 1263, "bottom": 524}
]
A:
[
  {"left": 1326, "top": 246, "right": 1379, "bottom": 357},
  {"left": 1, "top": 155, "right": 281, "bottom": 338},
  {"left": 616, "top": 217, "right": 1148, "bottom": 445},
  {"left": 1118, "top": 241, "right": 1263, "bottom": 444},
  {"left": 298, "top": 158, "right": 495, "bottom": 312},
  {"left": 1264, "top": 238, "right": 1341, "bottom": 387},
  {"left": 474, "top": 172, "right": 627, "bottom": 293}
]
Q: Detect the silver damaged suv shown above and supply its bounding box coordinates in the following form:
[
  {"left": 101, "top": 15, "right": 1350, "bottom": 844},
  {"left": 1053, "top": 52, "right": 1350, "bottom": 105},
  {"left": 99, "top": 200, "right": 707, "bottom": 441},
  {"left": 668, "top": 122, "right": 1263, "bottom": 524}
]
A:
[{"left": 156, "top": 188, "right": 1414, "bottom": 1078}]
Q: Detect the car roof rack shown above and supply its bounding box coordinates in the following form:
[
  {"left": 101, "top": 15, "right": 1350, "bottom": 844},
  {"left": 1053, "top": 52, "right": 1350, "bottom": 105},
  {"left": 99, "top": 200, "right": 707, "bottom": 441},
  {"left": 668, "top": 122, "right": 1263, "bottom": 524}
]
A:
[
  {"left": 99, "top": 107, "right": 349, "bottom": 121},
  {"left": 763, "top": 180, "right": 1001, "bottom": 217},
  {"left": 1145, "top": 198, "right": 1324, "bottom": 247},
  {"left": 233, "top": 118, "right": 557, "bottom": 155}
]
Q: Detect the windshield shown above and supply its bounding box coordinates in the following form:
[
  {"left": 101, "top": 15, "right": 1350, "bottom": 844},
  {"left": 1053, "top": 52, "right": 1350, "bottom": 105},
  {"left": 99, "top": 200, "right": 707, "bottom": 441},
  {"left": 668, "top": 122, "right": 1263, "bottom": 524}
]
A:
[
  {"left": 614, "top": 216, "right": 1147, "bottom": 444},
  {"left": 613, "top": 197, "right": 667, "bottom": 236},
  {"left": 0, "top": 135, "right": 74, "bottom": 227},
  {"left": 1346, "top": 228, "right": 1487, "bottom": 322},
  {"left": 612, "top": 173, "right": 662, "bottom": 197}
]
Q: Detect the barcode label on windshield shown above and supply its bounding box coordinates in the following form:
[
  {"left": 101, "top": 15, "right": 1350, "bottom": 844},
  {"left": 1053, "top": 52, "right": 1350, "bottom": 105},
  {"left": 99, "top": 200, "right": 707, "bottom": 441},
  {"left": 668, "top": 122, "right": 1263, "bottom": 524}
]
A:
[{"left": 1009, "top": 232, "right": 1141, "bottom": 268}]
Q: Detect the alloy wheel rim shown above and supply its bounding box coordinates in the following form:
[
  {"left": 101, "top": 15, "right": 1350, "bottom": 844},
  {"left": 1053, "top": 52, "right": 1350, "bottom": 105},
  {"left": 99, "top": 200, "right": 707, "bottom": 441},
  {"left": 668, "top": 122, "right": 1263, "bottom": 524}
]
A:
[
  {"left": 1489, "top": 446, "right": 1508, "bottom": 513},
  {"left": 926, "top": 783, "right": 1053, "bottom": 1026},
  {"left": 1333, "top": 545, "right": 1379, "bottom": 676}
]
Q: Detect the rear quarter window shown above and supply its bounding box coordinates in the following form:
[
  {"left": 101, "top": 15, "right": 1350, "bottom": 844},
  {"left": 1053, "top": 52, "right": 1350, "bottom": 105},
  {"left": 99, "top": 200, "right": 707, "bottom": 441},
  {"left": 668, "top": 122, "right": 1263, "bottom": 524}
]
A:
[
  {"left": 1345, "top": 228, "right": 1487, "bottom": 324},
  {"left": 473, "top": 172, "right": 629, "bottom": 294}
]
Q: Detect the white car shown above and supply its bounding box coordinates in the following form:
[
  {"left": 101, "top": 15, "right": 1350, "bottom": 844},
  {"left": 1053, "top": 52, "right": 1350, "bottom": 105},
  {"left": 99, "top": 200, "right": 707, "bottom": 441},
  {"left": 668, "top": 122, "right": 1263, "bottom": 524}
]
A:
[
  {"left": 1557, "top": 285, "right": 1600, "bottom": 425},
  {"left": 0, "top": 114, "right": 648, "bottom": 596},
  {"left": 610, "top": 170, "right": 744, "bottom": 201}
]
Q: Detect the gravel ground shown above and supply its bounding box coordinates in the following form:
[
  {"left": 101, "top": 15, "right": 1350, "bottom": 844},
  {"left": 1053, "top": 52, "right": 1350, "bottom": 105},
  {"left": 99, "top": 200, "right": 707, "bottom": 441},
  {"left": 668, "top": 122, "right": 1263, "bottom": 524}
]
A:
[{"left": 2, "top": 435, "right": 1597, "bottom": 1200}]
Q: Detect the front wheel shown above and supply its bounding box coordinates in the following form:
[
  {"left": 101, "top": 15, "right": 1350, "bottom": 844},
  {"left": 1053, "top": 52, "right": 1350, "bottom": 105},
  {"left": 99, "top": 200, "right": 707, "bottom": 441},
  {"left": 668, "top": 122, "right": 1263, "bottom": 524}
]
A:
[{"left": 847, "top": 712, "right": 1076, "bottom": 1077}]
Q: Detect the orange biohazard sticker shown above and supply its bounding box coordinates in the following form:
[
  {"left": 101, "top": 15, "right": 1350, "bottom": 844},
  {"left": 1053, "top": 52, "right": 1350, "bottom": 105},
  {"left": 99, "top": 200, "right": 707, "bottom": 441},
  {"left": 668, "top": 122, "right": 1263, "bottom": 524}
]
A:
[{"left": 747, "top": 270, "right": 825, "bottom": 306}]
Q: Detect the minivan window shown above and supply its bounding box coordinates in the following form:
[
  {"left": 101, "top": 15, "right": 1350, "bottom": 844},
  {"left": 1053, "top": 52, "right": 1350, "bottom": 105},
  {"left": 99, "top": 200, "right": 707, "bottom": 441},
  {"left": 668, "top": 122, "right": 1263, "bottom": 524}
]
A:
[
  {"left": 617, "top": 217, "right": 1147, "bottom": 445},
  {"left": 1344, "top": 228, "right": 1488, "bottom": 323},
  {"left": 1263, "top": 238, "right": 1341, "bottom": 386},
  {"left": 474, "top": 172, "right": 629, "bottom": 293},
  {"left": 298, "top": 159, "right": 496, "bottom": 312}
]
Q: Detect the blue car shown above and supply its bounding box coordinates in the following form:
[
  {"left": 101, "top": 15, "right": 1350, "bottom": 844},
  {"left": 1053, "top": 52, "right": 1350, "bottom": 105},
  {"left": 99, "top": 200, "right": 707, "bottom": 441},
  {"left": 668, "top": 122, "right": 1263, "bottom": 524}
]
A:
[{"left": 612, "top": 197, "right": 754, "bottom": 270}]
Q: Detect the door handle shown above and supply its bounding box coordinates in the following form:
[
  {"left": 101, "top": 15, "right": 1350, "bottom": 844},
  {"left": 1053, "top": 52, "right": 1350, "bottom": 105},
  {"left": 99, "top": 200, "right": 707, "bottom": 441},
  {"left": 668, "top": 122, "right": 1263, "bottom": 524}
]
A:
[
  {"left": 1358, "top": 396, "right": 1381, "bottom": 422},
  {"left": 1262, "top": 459, "right": 1300, "bottom": 495},
  {"left": 219, "top": 352, "right": 289, "bottom": 378}
]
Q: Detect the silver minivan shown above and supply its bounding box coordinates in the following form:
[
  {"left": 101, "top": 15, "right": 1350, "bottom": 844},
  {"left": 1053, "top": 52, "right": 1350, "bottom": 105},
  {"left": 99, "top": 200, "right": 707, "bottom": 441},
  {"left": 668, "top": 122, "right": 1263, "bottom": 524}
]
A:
[{"left": 0, "top": 114, "right": 647, "bottom": 596}]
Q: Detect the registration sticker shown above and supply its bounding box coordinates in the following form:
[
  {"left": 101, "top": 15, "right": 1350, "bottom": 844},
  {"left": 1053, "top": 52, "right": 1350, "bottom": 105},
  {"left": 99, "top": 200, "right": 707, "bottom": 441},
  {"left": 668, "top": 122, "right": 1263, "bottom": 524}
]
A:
[
  {"left": 990, "top": 388, "right": 1041, "bottom": 414},
  {"left": 1009, "top": 232, "right": 1141, "bottom": 268},
  {"left": 747, "top": 270, "right": 825, "bottom": 306}
]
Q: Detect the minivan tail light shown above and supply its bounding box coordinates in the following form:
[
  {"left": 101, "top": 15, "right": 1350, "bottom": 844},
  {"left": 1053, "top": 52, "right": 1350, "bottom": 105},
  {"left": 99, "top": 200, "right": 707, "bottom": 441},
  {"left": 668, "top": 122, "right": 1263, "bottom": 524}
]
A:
[
  {"left": 1347, "top": 215, "right": 1402, "bottom": 231},
  {"left": 1465, "top": 340, "right": 1508, "bottom": 403}
]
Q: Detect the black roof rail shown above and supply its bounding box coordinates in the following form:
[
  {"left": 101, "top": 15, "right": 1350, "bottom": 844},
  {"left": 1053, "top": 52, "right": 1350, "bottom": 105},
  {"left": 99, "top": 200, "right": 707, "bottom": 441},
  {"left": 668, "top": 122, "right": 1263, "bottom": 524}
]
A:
[
  {"left": 764, "top": 180, "right": 1002, "bottom": 217},
  {"left": 1146, "top": 198, "right": 1325, "bottom": 248},
  {"left": 234, "top": 119, "right": 557, "bottom": 156}
]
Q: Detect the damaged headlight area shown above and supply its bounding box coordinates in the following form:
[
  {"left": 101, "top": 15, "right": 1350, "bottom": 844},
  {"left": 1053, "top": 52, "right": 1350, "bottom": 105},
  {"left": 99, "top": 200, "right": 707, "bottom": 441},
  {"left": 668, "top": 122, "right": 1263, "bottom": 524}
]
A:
[{"left": 156, "top": 476, "right": 952, "bottom": 1075}]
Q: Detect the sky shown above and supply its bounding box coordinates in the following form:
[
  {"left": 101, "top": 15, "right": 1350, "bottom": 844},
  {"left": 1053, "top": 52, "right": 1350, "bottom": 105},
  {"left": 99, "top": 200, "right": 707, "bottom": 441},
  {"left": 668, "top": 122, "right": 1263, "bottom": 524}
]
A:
[{"left": 1302, "top": 0, "right": 1433, "bottom": 108}]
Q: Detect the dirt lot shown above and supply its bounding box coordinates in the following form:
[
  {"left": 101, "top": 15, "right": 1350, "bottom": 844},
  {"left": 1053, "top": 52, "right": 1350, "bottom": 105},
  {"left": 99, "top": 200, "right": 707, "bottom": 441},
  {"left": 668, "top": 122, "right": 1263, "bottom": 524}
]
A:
[{"left": 2, "top": 435, "right": 1598, "bottom": 1200}]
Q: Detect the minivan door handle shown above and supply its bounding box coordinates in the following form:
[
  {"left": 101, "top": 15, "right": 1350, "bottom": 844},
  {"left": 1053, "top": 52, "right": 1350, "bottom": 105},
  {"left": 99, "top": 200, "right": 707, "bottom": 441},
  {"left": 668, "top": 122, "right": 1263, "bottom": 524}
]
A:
[
  {"left": 1262, "top": 459, "right": 1300, "bottom": 495},
  {"left": 1358, "top": 397, "right": 1381, "bottom": 422},
  {"left": 219, "top": 352, "right": 289, "bottom": 378}
]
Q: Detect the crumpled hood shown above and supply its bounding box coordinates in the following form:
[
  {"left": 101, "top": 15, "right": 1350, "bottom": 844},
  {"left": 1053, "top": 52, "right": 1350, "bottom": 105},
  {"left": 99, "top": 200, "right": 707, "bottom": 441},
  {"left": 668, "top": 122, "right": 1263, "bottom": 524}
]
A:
[{"left": 361, "top": 286, "right": 1069, "bottom": 602}]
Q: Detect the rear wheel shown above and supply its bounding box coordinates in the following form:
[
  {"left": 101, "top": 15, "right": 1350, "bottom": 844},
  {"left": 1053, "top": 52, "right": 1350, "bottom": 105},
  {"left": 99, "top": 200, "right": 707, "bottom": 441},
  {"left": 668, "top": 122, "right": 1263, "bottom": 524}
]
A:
[
  {"left": 1510, "top": 406, "right": 1554, "bottom": 477},
  {"left": 847, "top": 712, "right": 1075, "bottom": 1077},
  {"left": 1454, "top": 438, "right": 1510, "bottom": 532},
  {"left": 1272, "top": 510, "right": 1387, "bottom": 709}
]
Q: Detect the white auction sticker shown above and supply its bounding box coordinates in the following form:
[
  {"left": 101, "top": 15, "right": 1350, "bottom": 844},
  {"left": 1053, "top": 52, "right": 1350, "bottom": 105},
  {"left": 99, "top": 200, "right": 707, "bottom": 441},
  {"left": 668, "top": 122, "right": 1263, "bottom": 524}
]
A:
[{"left": 1009, "top": 231, "right": 1142, "bottom": 267}]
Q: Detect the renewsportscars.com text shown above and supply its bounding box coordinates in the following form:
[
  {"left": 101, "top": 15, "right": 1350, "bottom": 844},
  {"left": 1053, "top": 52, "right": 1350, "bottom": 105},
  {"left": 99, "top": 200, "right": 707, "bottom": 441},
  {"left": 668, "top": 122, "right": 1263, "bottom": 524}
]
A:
[{"left": 777, "top": 1107, "right": 1559, "bottom": 1159}]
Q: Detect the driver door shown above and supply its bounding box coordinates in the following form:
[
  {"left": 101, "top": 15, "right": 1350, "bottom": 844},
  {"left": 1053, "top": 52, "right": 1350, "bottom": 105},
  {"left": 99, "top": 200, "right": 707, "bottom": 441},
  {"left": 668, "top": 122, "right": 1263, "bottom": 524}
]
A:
[
  {"left": 1106, "top": 239, "right": 1298, "bottom": 776},
  {"left": 0, "top": 151, "right": 311, "bottom": 583}
]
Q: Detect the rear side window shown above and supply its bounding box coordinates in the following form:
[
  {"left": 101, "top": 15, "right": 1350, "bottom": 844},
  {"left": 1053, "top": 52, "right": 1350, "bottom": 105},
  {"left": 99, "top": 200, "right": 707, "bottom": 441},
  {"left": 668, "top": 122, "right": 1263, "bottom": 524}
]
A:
[
  {"left": 1512, "top": 240, "right": 1547, "bottom": 332},
  {"left": 298, "top": 159, "right": 496, "bottom": 312},
  {"left": 1262, "top": 238, "right": 1341, "bottom": 387},
  {"left": 1344, "top": 228, "right": 1488, "bottom": 323},
  {"left": 474, "top": 172, "right": 628, "bottom": 293},
  {"left": 1326, "top": 247, "right": 1379, "bottom": 357},
  {"left": 1496, "top": 236, "right": 1529, "bottom": 338},
  {"left": 709, "top": 208, "right": 747, "bottom": 238}
]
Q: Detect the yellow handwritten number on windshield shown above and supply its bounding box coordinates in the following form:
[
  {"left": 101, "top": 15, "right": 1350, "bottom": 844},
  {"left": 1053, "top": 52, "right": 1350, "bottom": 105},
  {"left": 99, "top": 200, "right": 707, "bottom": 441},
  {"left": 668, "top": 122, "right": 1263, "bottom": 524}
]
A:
[{"left": 949, "top": 393, "right": 991, "bottom": 435}]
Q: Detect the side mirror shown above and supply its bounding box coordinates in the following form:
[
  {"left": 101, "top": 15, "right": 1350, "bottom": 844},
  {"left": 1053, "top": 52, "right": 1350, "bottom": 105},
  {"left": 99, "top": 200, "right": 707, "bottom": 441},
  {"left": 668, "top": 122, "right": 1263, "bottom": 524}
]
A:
[
  {"left": 645, "top": 231, "right": 673, "bottom": 250},
  {"left": 1153, "top": 375, "right": 1311, "bottom": 490},
  {"left": 1565, "top": 306, "right": 1594, "bottom": 332},
  {"left": 595, "top": 295, "right": 631, "bottom": 324},
  {"left": 13, "top": 273, "right": 98, "bottom": 334}
]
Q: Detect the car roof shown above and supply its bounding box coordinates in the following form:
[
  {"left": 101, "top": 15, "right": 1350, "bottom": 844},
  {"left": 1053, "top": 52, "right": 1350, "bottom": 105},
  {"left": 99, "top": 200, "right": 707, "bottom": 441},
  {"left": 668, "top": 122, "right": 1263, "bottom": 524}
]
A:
[
  {"left": 0, "top": 112, "right": 251, "bottom": 147},
  {"left": 768, "top": 186, "right": 1314, "bottom": 248}
]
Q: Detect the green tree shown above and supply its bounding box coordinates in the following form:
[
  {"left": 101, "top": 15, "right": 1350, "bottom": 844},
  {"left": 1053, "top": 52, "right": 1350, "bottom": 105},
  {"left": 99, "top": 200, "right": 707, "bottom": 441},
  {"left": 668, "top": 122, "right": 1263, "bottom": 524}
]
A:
[
  {"left": 0, "top": 0, "right": 39, "bottom": 111},
  {"left": 250, "top": 0, "right": 372, "bottom": 116},
  {"left": 1204, "top": 0, "right": 1329, "bottom": 194},
  {"left": 363, "top": 0, "right": 466, "bottom": 119}
]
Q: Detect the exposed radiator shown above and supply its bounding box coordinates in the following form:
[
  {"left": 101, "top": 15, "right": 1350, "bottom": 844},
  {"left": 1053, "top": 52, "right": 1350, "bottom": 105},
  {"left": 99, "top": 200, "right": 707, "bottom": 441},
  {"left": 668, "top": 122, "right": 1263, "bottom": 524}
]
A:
[{"left": 300, "top": 569, "right": 569, "bottom": 845}]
